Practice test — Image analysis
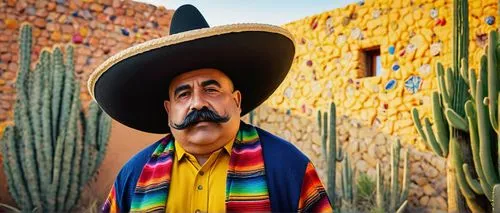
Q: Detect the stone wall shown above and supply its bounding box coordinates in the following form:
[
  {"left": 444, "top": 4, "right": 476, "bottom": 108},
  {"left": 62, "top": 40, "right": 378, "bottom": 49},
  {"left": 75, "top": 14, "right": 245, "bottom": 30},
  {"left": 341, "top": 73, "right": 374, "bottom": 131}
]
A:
[
  {"left": 265, "top": 0, "right": 498, "bottom": 148},
  {"left": 0, "top": 0, "right": 174, "bottom": 123},
  {"left": 249, "top": 105, "right": 447, "bottom": 211}
]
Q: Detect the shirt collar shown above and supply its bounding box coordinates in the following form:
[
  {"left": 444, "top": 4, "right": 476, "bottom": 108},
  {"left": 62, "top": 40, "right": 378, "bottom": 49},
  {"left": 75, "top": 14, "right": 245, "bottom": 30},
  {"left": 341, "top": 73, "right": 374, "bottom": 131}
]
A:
[{"left": 174, "top": 139, "right": 234, "bottom": 162}]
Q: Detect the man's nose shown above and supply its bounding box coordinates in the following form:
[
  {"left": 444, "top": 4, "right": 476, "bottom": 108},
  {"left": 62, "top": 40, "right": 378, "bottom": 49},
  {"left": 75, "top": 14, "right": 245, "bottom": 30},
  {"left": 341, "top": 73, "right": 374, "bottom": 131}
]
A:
[{"left": 190, "top": 89, "right": 208, "bottom": 111}]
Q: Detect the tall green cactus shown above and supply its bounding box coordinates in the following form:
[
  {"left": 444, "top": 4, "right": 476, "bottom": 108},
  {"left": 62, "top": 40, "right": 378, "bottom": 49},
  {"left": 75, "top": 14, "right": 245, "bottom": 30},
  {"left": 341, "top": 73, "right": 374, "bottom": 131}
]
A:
[
  {"left": 0, "top": 24, "right": 112, "bottom": 212},
  {"left": 374, "top": 139, "right": 409, "bottom": 213},
  {"left": 318, "top": 102, "right": 344, "bottom": 206},
  {"left": 339, "top": 154, "right": 353, "bottom": 213},
  {"left": 411, "top": 0, "right": 499, "bottom": 211}
]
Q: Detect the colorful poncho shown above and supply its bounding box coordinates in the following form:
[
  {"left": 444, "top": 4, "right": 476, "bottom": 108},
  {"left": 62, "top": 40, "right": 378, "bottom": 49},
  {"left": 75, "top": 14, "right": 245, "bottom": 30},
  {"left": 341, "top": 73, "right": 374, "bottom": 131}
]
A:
[{"left": 102, "top": 122, "right": 332, "bottom": 212}]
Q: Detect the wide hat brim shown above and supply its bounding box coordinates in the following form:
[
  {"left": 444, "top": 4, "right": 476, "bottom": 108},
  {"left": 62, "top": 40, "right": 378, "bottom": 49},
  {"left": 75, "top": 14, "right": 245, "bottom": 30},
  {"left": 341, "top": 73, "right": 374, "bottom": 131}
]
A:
[{"left": 88, "top": 24, "right": 295, "bottom": 133}]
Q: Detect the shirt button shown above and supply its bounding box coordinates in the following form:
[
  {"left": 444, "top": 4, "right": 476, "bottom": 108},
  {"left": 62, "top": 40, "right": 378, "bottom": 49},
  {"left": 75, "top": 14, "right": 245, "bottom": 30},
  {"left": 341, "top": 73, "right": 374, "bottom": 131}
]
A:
[
  {"left": 199, "top": 171, "right": 204, "bottom": 176},
  {"left": 195, "top": 210, "right": 201, "bottom": 213},
  {"left": 197, "top": 185, "right": 203, "bottom": 190}
]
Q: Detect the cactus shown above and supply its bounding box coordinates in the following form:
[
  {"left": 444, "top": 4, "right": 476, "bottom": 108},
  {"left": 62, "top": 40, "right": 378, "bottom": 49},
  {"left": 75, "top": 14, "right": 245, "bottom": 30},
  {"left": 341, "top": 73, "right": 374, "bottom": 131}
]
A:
[
  {"left": 0, "top": 24, "right": 112, "bottom": 212},
  {"left": 374, "top": 139, "right": 409, "bottom": 213},
  {"left": 411, "top": 0, "right": 500, "bottom": 211},
  {"left": 318, "top": 102, "right": 344, "bottom": 206},
  {"left": 340, "top": 154, "right": 353, "bottom": 213},
  {"left": 249, "top": 110, "right": 255, "bottom": 125}
]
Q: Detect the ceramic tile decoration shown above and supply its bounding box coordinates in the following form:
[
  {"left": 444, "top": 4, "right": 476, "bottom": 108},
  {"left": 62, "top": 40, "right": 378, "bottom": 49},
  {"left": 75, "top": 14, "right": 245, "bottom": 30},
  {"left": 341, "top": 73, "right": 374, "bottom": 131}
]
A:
[
  {"left": 486, "top": 16, "right": 495, "bottom": 25},
  {"left": 388, "top": 45, "right": 395, "bottom": 55},
  {"left": 406, "top": 43, "right": 416, "bottom": 53},
  {"left": 351, "top": 27, "right": 362, "bottom": 40},
  {"left": 430, "top": 8, "right": 438, "bottom": 19},
  {"left": 404, "top": 75, "right": 422, "bottom": 94},
  {"left": 419, "top": 64, "right": 431, "bottom": 76},
  {"left": 392, "top": 62, "right": 400, "bottom": 71},
  {"left": 430, "top": 42, "right": 442, "bottom": 56},
  {"left": 384, "top": 79, "right": 397, "bottom": 91}
]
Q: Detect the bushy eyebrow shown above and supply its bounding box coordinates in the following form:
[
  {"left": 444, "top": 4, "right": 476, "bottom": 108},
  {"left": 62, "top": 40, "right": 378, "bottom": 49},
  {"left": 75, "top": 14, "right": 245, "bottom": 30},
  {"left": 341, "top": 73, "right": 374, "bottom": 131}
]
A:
[
  {"left": 201, "top": 79, "right": 221, "bottom": 88},
  {"left": 173, "top": 80, "right": 222, "bottom": 97},
  {"left": 173, "top": 84, "right": 191, "bottom": 97}
]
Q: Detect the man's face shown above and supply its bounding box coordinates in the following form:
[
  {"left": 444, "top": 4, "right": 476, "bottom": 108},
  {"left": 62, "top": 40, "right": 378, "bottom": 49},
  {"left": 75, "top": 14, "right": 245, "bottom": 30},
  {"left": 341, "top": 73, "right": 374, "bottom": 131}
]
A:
[{"left": 164, "top": 68, "right": 242, "bottom": 153}]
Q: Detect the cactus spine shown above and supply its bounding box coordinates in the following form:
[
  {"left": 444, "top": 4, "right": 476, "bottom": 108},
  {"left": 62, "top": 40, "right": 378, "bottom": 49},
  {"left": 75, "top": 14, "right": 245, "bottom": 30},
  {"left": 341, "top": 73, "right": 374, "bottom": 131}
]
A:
[
  {"left": 375, "top": 139, "right": 409, "bottom": 213},
  {"left": 412, "top": 0, "right": 500, "bottom": 211},
  {"left": 318, "top": 102, "right": 344, "bottom": 206},
  {"left": 0, "top": 24, "right": 112, "bottom": 212}
]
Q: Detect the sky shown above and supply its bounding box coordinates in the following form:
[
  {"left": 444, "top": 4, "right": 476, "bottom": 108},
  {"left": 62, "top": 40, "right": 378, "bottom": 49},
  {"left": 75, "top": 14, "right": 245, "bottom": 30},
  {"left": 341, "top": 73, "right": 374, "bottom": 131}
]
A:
[{"left": 136, "top": 0, "right": 359, "bottom": 26}]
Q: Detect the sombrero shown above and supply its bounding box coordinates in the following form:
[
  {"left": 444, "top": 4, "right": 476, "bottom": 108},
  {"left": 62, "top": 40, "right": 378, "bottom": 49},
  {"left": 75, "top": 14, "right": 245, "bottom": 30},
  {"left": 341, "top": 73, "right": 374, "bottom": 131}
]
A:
[{"left": 88, "top": 4, "right": 295, "bottom": 133}]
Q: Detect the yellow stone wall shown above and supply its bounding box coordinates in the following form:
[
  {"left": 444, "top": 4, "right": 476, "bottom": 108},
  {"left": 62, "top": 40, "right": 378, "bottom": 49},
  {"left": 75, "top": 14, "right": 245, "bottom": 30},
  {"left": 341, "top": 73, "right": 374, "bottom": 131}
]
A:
[{"left": 266, "top": 0, "right": 498, "bottom": 148}]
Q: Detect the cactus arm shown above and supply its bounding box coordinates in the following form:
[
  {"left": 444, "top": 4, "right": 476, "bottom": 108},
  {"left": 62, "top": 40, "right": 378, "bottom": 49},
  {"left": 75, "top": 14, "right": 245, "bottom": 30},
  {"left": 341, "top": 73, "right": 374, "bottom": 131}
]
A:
[
  {"left": 376, "top": 163, "right": 384, "bottom": 210},
  {"left": 423, "top": 118, "right": 445, "bottom": 157},
  {"left": 322, "top": 111, "right": 328, "bottom": 160},
  {"left": 83, "top": 103, "right": 99, "bottom": 183},
  {"left": 327, "top": 103, "right": 336, "bottom": 205},
  {"left": 345, "top": 155, "right": 352, "bottom": 203},
  {"left": 389, "top": 140, "right": 400, "bottom": 212},
  {"left": 493, "top": 184, "right": 500, "bottom": 212},
  {"left": 50, "top": 133, "right": 65, "bottom": 213},
  {"left": 469, "top": 68, "right": 477, "bottom": 100},
  {"left": 336, "top": 146, "right": 344, "bottom": 161},
  {"left": 451, "top": 139, "right": 476, "bottom": 199},
  {"left": 477, "top": 80, "right": 500, "bottom": 186},
  {"left": 445, "top": 108, "right": 469, "bottom": 132},
  {"left": 1, "top": 126, "right": 31, "bottom": 209},
  {"left": 411, "top": 108, "right": 429, "bottom": 142},
  {"left": 431, "top": 92, "right": 450, "bottom": 156},
  {"left": 445, "top": 67, "right": 455, "bottom": 98},
  {"left": 1, "top": 127, "right": 19, "bottom": 204},
  {"left": 488, "top": 31, "right": 499, "bottom": 130},
  {"left": 460, "top": 58, "right": 469, "bottom": 84},
  {"left": 40, "top": 51, "right": 54, "bottom": 185},
  {"left": 59, "top": 46, "right": 74, "bottom": 137},
  {"left": 56, "top": 85, "right": 79, "bottom": 213},
  {"left": 30, "top": 62, "right": 50, "bottom": 205},
  {"left": 95, "top": 107, "right": 112, "bottom": 174},
  {"left": 51, "top": 48, "right": 66, "bottom": 141},
  {"left": 498, "top": 93, "right": 500, "bottom": 177},
  {"left": 465, "top": 100, "right": 493, "bottom": 199},
  {"left": 65, "top": 114, "right": 83, "bottom": 211},
  {"left": 249, "top": 110, "right": 254, "bottom": 125},
  {"left": 399, "top": 149, "right": 409, "bottom": 206},
  {"left": 87, "top": 105, "right": 100, "bottom": 179},
  {"left": 437, "top": 64, "right": 452, "bottom": 106},
  {"left": 341, "top": 155, "right": 347, "bottom": 201},
  {"left": 16, "top": 24, "right": 44, "bottom": 210},
  {"left": 462, "top": 164, "right": 485, "bottom": 195}
]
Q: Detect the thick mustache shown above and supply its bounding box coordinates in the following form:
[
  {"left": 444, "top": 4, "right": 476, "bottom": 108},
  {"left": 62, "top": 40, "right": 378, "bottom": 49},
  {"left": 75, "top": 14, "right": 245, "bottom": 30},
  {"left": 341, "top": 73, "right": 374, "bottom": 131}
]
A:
[{"left": 171, "top": 107, "right": 230, "bottom": 130}]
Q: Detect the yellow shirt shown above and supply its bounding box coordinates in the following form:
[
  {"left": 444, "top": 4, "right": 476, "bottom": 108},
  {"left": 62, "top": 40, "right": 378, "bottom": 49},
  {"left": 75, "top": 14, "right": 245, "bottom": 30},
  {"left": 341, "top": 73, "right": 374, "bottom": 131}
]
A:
[{"left": 166, "top": 140, "right": 233, "bottom": 213}]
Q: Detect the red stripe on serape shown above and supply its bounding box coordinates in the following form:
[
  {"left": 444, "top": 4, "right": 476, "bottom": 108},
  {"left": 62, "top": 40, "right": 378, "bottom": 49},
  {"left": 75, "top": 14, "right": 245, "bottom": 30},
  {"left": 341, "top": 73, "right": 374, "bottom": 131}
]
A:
[
  {"left": 229, "top": 144, "right": 265, "bottom": 171},
  {"left": 135, "top": 157, "right": 172, "bottom": 187},
  {"left": 226, "top": 200, "right": 271, "bottom": 213},
  {"left": 298, "top": 162, "right": 333, "bottom": 213},
  {"left": 102, "top": 185, "right": 119, "bottom": 213}
]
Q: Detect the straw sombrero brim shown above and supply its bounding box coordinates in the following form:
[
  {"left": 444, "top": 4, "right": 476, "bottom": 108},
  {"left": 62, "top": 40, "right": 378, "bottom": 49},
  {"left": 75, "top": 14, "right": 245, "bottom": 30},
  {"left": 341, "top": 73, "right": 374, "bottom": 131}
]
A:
[{"left": 88, "top": 23, "right": 295, "bottom": 133}]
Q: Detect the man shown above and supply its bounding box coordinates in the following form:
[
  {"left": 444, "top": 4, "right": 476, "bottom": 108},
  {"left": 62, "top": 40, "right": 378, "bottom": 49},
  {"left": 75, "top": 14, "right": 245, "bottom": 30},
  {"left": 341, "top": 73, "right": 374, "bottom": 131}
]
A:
[{"left": 89, "top": 4, "right": 332, "bottom": 213}]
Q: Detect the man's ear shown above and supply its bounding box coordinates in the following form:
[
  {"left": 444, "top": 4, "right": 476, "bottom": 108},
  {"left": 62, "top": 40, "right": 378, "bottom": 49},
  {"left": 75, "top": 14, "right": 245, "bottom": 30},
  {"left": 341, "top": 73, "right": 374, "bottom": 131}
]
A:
[
  {"left": 164, "top": 100, "right": 171, "bottom": 115},
  {"left": 232, "top": 90, "right": 242, "bottom": 110}
]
